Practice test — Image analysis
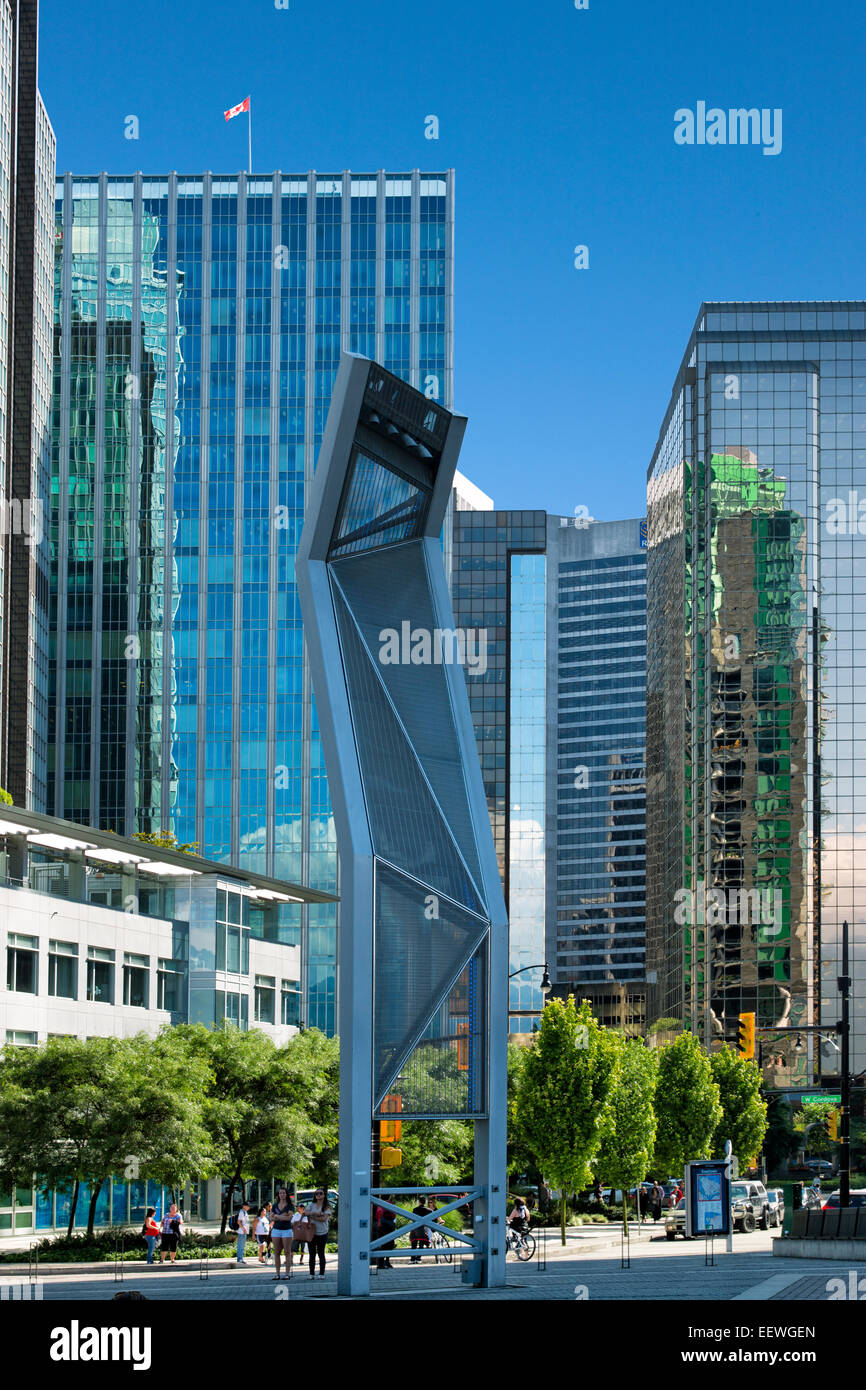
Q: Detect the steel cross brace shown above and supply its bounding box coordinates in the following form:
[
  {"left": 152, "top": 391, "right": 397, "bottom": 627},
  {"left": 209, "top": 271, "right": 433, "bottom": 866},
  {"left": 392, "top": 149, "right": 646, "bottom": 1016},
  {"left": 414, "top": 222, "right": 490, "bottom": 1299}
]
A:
[{"left": 367, "top": 1187, "right": 484, "bottom": 1251}]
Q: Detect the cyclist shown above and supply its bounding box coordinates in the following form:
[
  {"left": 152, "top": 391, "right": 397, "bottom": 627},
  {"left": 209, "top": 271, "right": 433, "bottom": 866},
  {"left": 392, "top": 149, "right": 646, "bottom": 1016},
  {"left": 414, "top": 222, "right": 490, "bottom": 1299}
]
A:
[{"left": 508, "top": 1196, "right": 531, "bottom": 1241}]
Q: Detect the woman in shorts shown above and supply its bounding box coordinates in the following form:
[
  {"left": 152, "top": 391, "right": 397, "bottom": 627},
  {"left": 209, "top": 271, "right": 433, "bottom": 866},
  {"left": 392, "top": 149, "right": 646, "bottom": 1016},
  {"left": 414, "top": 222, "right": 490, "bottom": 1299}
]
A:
[
  {"left": 270, "top": 1187, "right": 294, "bottom": 1281},
  {"left": 159, "top": 1202, "right": 183, "bottom": 1265}
]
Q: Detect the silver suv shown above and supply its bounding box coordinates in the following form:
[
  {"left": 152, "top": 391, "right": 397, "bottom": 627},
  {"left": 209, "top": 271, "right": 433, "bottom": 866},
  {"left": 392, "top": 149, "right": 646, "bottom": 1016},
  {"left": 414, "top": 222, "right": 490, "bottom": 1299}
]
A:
[{"left": 731, "top": 1180, "right": 771, "bottom": 1231}]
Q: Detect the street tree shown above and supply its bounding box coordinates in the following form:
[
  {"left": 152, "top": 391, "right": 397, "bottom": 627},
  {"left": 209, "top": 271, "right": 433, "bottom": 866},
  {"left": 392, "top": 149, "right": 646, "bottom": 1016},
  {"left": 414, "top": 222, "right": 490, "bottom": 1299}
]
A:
[
  {"left": 178, "top": 1025, "right": 336, "bottom": 1233},
  {"left": 653, "top": 1031, "right": 722, "bottom": 1178},
  {"left": 516, "top": 996, "right": 620, "bottom": 1245},
  {"left": 594, "top": 1037, "right": 658, "bottom": 1236},
  {"left": 0, "top": 1033, "right": 209, "bottom": 1237},
  {"left": 710, "top": 1046, "right": 768, "bottom": 1167}
]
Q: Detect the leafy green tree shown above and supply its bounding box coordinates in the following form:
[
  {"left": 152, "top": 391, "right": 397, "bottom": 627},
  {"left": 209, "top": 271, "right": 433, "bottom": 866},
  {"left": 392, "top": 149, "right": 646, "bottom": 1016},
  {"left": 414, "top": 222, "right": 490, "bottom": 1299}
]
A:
[
  {"left": 516, "top": 997, "right": 620, "bottom": 1244},
  {"left": 0, "top": 787, "right": 11, "bottom": 805},
  {"left": 793, "top": 1102, "right": 838, "bottom": 1159},
  {"left": 0, "top": 1033, "right": 209, "bottom": 1237},
  {"left": 506, "top": 1042, "right": 536, "bottom": 1180},
  {"left": 763, "top": 1096, "right": 799, "bottom": 1175},
  {"left": 286, "top": 1029, "right": 339, "bottom": 1190},
  {"left": 653, "top": 1031, "right": 722, "bottom": 1177},
  {"left": 379, "top": 1118, "right": 473, "bottom": 1189},
  {"left": 710, "top": 1046, "right": 767, "bottom": 1167},
  {"left": 179, "top": 1025, "right": 335, "bottom": 1233},
  {"left": 594, "top": 1038, "right": 658, "bottom": 1235}
]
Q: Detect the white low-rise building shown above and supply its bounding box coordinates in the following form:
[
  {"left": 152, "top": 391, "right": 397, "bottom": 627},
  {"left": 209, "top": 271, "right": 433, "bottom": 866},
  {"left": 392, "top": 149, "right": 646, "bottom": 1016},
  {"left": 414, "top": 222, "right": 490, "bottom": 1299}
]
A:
[{"left": 0, "top": 804, "right": 337, "bottom": 1237}]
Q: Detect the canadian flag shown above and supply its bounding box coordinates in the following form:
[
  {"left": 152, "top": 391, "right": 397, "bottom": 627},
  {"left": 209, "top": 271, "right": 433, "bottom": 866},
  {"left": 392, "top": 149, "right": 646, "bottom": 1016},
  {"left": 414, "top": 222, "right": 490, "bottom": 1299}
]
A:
[{"left": 224, "top": 96, "right": 250, "bottom": 121}]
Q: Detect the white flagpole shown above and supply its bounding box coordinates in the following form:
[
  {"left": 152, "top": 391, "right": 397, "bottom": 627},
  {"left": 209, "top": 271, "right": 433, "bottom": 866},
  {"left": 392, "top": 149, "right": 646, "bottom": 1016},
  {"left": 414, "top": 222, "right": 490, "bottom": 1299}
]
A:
[{"left": 248, "top": 97, "right": 252, "bottom": 175}]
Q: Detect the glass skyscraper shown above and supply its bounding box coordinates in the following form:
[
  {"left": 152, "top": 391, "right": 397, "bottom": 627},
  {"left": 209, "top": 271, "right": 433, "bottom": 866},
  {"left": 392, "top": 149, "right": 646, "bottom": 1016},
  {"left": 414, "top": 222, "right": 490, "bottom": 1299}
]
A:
[
  {"left": 647, "top": 300, "right": 866, "bottom": 1089},
  {"left": 450, "top": 502, "right": 547, "bottom": 1032},
  {"left": 450, "top": 500, "right": 647, "bottom": 1034},
  {"left": 548, "top": 517, "right": 647, "bottom": 1021},
  {"left": 0, "top": 0, "right": 55, "bottom": 809},
  {"left": 49, "top": 170, "right": 453, "bottom": 1031}
]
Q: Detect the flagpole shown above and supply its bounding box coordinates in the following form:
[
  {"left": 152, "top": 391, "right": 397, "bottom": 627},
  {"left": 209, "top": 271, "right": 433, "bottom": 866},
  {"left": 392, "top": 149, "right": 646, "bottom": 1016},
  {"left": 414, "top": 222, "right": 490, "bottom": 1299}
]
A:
[{"left": 248, "top": 97, "right": 252, "bottom": 175}]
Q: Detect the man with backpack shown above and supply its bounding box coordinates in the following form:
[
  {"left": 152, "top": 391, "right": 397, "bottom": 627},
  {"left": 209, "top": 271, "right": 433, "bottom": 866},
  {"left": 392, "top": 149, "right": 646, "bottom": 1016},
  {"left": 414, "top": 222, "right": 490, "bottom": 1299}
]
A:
[{"left": 234, "top": 1201, "right": 251, "bottom": 1266}]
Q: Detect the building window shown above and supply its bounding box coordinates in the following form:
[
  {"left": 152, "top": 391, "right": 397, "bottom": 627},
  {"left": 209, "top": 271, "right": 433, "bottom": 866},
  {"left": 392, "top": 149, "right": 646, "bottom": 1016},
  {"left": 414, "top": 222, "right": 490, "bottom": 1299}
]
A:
[
  {"left": 5, "top": 1031, "right": 38, "bottom": 1047},
  {"left": 86, "top": 947, "right": 115, "bottom": 1003},
  {"left": 281, "top": 980, "right": 301, "bottom": 1027},
  {"left": 48, "top": 940, "right": 78, "bottom": 1000},
  {"left": 157, "top": 959, "right": 184, "bottom": 1013},
  {"left": 122, "top": 953, "right": 149, "bottom": 1008},
  {"left": 254, "top": 975, "right": 275, "bottom": 1024},
  {"left": 225, "top": 992, "right": 248, "bottom": 1029},
  {"left": 6, "top": 934, "right": 38, "bottom": 994}
]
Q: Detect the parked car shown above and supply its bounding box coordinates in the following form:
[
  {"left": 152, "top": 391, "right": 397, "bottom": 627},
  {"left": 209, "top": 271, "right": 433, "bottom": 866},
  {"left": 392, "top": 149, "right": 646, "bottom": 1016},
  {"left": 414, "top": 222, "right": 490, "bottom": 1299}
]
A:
[
  {"left": 732, "top": 1180, "right": 772, "bottom": 1231},
  {"left": 766, "top": 1187, "right": 785, "bottom": 1228},
  {"left": 804, "top": 1159, "right": 834, "bottom": 1174},
  {"left": 294, "top": 1188, "right": 338, "bottom": 1212},
  {"left": 822, "top": 1189, "right": 866, "bottom": 1209}
]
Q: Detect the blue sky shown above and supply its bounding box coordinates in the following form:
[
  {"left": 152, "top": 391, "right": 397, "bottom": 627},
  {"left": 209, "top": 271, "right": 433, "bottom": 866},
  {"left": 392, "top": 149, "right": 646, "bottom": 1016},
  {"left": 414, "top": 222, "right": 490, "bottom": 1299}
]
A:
[{"left": 41, "top": 0, "right": 866, "bottom": 519}]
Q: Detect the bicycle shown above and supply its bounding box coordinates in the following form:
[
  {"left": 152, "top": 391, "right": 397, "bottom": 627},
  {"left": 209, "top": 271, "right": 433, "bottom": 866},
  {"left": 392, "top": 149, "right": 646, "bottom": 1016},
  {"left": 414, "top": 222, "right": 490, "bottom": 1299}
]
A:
[
  {"left": 504, "top": 1225, "right": 536, "bottom": 1261},
  {"left": 429, "top": 1228, "right": 453, "bottom": 1263}
]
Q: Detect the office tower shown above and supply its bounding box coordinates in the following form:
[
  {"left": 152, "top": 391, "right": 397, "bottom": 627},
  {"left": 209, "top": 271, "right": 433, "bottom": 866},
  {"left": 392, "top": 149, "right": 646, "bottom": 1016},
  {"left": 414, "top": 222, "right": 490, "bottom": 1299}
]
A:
[
  {"left": 49, "top": 170, "right": 453, "bottom": 1031},
  {"left": 0, "top": 0, "right": 55, "bottom": 807},
  {"left": 548, "top": 515, "right": 647, "bottom": 1033},
  {"left": 450, "top": 503, "right": 547, "bottom": 1032},
  {"left": 647, "top": 300, "right": 866, "bottom": 1088},
  {"left": 450, "top": 500, "right": 647, "bottom": 1034}
]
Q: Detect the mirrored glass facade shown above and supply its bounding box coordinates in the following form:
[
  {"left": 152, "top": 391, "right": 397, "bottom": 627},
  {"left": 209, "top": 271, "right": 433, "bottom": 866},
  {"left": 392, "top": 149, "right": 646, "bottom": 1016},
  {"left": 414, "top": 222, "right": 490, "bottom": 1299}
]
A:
[
  {"left": 450, "top": 508, "right": 547, "bottom": 1030},
  {"left": 48, "top": 172, "right": 453, "bottom": 1032},
  {"left": 548, "top": 518, "right": 647, "bottom": 1002},
  {"left": 451, "top": 506, "right": 648, "bottom": 1034},
  {"left": 0, "top": 0, "right": 55, "bottom": 809},
  {"left": 647, "top": 300, "right": 866, "bottom": 1088}
]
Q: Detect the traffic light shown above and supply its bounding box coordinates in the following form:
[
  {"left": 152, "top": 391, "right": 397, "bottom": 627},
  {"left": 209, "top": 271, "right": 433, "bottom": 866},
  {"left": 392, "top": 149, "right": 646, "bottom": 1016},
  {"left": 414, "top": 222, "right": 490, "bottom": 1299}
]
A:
[
  {"left": 827, "top": 1109, "right": 839, "bottom": 1142},
  {"left": 380, "top": 1147, "right": 402, "bottom": 1169},
  {"left": 379, "top": 1093, "right": 402, "bottom": 1144},
  {"left": 456, "top": 1020, "right": 469, "bottom": 1071},
  {"left": 738, "top": 1012, "right": 756, "bottom": 1060}
]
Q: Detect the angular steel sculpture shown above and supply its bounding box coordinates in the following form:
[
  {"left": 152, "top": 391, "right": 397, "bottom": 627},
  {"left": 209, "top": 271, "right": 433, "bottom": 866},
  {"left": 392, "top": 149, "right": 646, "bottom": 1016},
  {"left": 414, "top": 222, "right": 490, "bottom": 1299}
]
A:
[{"left": 297, "top": 354, "right": 507, "bottom": 1294}]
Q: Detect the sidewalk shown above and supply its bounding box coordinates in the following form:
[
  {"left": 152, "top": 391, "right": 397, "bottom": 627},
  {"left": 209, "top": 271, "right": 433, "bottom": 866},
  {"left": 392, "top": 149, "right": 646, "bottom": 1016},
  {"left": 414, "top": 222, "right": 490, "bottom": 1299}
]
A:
[{"left": 0, "top": 1220, "right": 658, "bottom": 1277}]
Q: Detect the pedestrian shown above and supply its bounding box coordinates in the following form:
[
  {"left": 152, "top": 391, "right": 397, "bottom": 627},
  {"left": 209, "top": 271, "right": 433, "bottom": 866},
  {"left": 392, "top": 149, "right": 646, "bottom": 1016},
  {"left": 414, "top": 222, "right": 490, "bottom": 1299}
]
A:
[
  {"left": 638, "top": 1185, "right": 648, "bottom": 1223},
  {"left": 142, "top": 1207, "right": 159, "bottom": 1265},
  {"left": 254, "top": 1206, "right": 270, "bottom": 1264},
  {"left": 376, "top": 1204, "right": 397, "bottom": 1269},
  {"left": 651, "top": 1180, "right": 664, "bottom": 1222},
  {"left": 235, "top": 1200, "right": 251, "bottom": 1266},
  {"left": 410, "top": 1197, "right": 433, "bottom": 1263},
  {"left": 304, "top": 1188, "right": 331, "bottom": 1279},
  {"left": 270, "top": 1187, "right": 295, "bottom": 1281},
  {"left": 263, "top": 1201, "right": 274, "bottom": 1262},
  {"left": 290, "top": 1202, "right": 308, "bottom": 1271},
  {"left": 159, "top": 1203, "right": 183, "bottom": 1265},
  {"left": 592, "top": 1179, "right": 603, "bottom": 1204}
]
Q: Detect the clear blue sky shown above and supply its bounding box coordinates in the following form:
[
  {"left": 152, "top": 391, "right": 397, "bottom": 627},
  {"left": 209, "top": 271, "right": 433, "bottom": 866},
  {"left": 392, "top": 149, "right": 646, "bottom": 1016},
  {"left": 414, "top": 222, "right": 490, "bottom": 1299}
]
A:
[{"left": 40, "top": 0, "right": 866, "bottom": 520}]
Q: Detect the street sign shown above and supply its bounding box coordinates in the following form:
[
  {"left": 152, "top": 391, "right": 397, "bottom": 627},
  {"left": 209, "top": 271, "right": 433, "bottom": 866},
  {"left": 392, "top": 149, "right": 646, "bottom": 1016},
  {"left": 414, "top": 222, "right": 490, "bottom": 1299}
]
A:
[{"left": 801, "top": 1094, "right": 841, "bottom": 1104}]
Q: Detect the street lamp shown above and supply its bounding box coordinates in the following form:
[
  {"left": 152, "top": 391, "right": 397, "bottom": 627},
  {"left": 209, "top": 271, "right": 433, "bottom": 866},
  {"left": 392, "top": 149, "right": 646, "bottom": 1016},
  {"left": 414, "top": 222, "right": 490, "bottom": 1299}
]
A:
[{"left": 508, "top": 963, "right": 552, "bottom": 995}]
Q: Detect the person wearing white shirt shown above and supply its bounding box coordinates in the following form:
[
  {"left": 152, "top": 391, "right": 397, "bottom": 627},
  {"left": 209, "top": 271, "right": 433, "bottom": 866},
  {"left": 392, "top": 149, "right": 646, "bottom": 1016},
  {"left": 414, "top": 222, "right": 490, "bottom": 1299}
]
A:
[{"left": 235, "top": 1201, "right": 251, "bottom": 1265}]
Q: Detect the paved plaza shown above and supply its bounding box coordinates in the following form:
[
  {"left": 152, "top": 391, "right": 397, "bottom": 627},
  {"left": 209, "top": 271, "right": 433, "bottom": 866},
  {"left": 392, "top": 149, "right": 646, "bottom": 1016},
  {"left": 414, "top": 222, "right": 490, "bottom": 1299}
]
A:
[{"left": 8, "top": 1227, "right": 864, "bottom": 1302}]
